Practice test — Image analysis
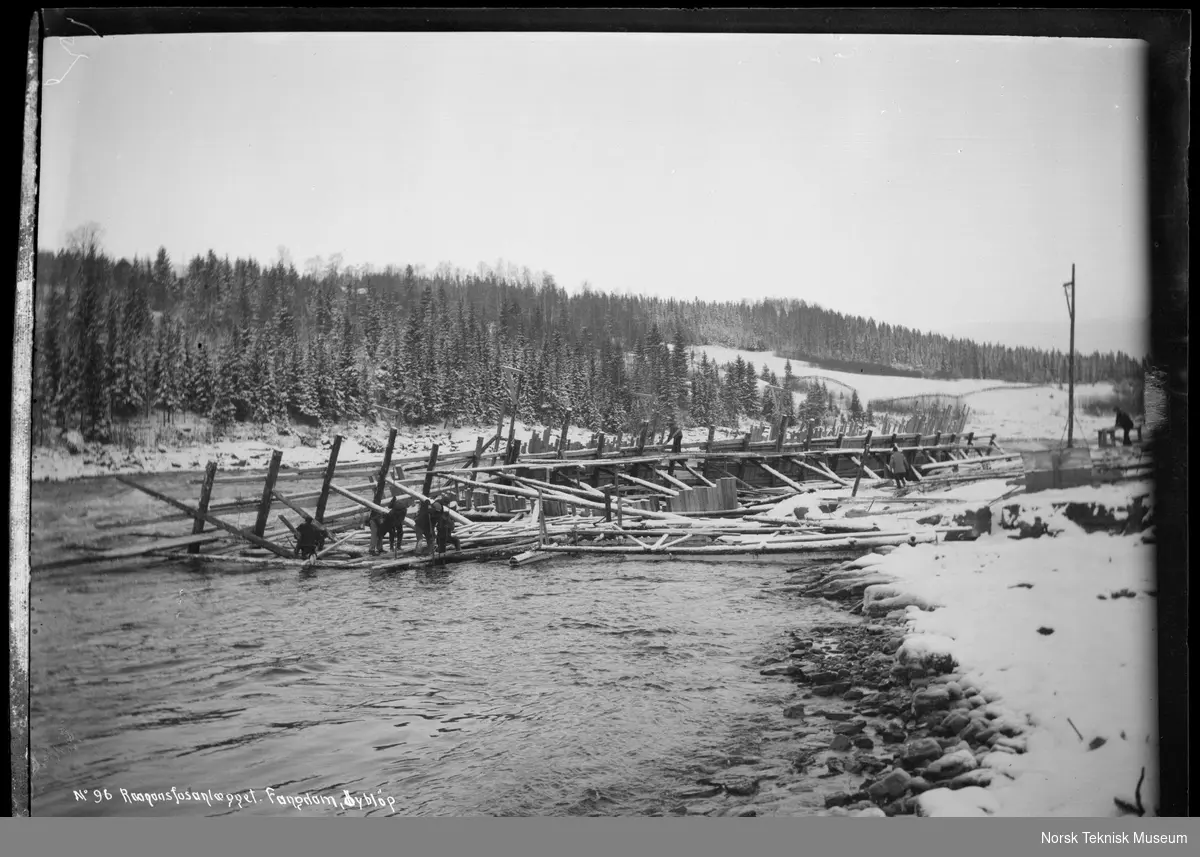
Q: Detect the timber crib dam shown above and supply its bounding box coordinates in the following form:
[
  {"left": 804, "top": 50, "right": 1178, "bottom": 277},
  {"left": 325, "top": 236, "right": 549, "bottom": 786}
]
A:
[{"left": 36, "top": 423, "right": 1015, "bottom": 573}]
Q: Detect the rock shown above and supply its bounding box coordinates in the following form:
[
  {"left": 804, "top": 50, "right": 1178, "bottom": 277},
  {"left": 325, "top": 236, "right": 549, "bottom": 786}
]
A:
[
  {"left": 853, "top": 736, "right": 875, "bottom": 750},
  {"left": 907, "top": 776, "right": 933, "bottom": 794},
  {"left": 812, "top": 684, "right": 837, "bottom": 697},
  {"left": 947, "top": 769, "right": 994, "bottom": 790},
  {"left": 834, "top": 720, "right": 866, "bottom": 736},
  {"left": 809, "top": 670, "right": 838, "bottom": 684},
  {"left": 867, "top": 768, "right": 912, "bottom": 801},
  {"left": 944, "top": 681, "right": 963, "bottom": 700},
  {"left": 899, "top": 737, "right": 943, "bottom": 768},
  {"left": 819, "top": 710, "right": 854, "bottom": 722},
  {"left": 831, "top": 734, "right": 853, "bottom": 752},
  {"left": 832, "top": 681, "right": 851, "bottom": 694},
  {"left": 842, "top": 688, "right": 865, "bottom": 701},
  {"left": 824, "top": 791, "right": 856, "bottom": 809},
  {"left": 859, "top": 692, "right": 885, "bottom": 707},
  {"left": 852, "top": 807, "right": 887, "bottom": 817},
  {"left": 923, "top": 749, "right": 978, "bottom": 781},
  {"left": 880, "top": 720, "right": 908, "bottom": 744},
  {"left": 912, "top": 686, "right": 952, "bottom": 716},
  {"left": 736, "top": 809, "right": 757, "bottom": 817},
  {"left": 856, "top": 755, "right": 890, "bottom": 775},
  {"left": 760, "top": 665, "right": 805, "bottom": 677},
  {"left": 941, "top": 711, "right": 971, "bottom": 736},
  {"left": 782, "top": 704, "right": 807, "bottom": 719},
  {"left": 719, "top": 777, "right": 760, "bottom": 797}
]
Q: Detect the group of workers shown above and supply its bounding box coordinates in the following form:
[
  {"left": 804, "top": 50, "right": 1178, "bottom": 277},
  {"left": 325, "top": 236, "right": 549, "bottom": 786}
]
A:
[{"left": 290, "top": 484, "right": 462, "bottom": 560}]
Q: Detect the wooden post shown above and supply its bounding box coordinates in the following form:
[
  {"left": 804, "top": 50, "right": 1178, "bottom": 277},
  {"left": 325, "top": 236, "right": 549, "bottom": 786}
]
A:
[
  {"left": 805, "top": 421, "right": 814, "bottom": 451},
  {"left": 493, "top": 411, "right": 506, "bottom": 467},
  {"left": 604, "top": 487, "right": 613, "bottom": 522},
  {"left": 188, "top": 461, "right": 218, "bottom": 554},
  {"left": 558, "top": 409, "right": 572, "bottom": 460},
  {"left": 736, "top": 433, "right": 751, "bottom": 483},
  {"left": 422, "top": 443, "right": 440, "bottom": 498},
  {"left": 775, "top": 415, "right": 789, "bottom": 452},
  {"left": 703, "top": 425, "right": 716, "bottom": 480},
  {"left": 537, "top": 490, "right": 548, "bottom": 547},
  {"left": 116, "top": 476, "right": 293, "bottom": 559},
  {"left": 373, "top": 427, "right": 398, "bottom": 506},
  {"left": 314, "top": 435, "right": 343, "bottom": 524},
  {"left": 637, "top": 421, "right": 649, "bottom": 453},
  {"left": 506, "top": 373, "right": 524, "bottom": 455},
  {"left": 852, "top": 430, "right": 874, "bottom": 497},
  {"left": 1065, "top": 263, "right": 1076, "bottom": 448},
  {"left": 253, "top": 449, "right": 284, "bottom": 537},
  {"left": 592, "top": 434, "right": 606, "bottom": 488},
  {"left": 615, "top": 482, "right": 623, "bottom": 527}
]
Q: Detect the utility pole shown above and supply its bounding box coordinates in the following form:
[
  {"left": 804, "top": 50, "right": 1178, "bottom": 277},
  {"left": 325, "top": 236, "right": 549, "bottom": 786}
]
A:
[{"left": 1063, "top": 264, "right": 1076, "bottom": 448}]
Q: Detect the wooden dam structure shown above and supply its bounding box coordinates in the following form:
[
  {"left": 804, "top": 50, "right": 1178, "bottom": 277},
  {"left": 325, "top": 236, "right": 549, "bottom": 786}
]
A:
[{"left": 38, "top": 415, "right": 1031, "bottom": 573}]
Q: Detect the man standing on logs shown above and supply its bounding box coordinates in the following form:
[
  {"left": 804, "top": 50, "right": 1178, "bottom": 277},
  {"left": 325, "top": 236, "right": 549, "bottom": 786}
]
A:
[
  {"left": 434, "top": 497, "right": 462, "bottom": 554},
  {"left": 369, "top": 496, "right": 411, "bottom": 556},
  {"left": 888, "top": 445, "right": 909, "bottom": 490}
]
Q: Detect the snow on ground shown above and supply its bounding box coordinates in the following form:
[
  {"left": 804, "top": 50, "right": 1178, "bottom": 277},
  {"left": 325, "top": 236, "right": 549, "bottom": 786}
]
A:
[
  {"left": 691, "top": 345, "right": 1125, "bottom": 444},
  {"left": 30, "top": 421, "right": 603, "bottom": 483},
  {"left": 861, "top": 481, "right": 1158, "bottom": 816}
]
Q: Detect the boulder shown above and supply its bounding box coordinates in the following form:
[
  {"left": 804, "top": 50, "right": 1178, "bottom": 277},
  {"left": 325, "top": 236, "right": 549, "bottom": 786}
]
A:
[
  {"left": 833, "top": 720, "right": 866, "bottom": 736},
  {"left": 940, "top": 711, "right": 971, "bottom": 736},
  {"left": 947, "top": 769, "right": 994, "bottom": 790},
  {"left": 824, "top": 791, "right": 856, "bottom": 809},
  {"left": 853, "top": 736, "right": 875, "bottom": 750},
  {"left": 830, "top": 734, "right": 852, "bottom": 752},
  {"left": 923, "top": 749, "right": 978, "bottom": 781},
  {"left": 899, "top": 737, "right": 943, "bottom": 768},
  {"left": 866, "top": 768, "right": 912, "bottom": 801},
  {"left": 907, "top": 776, "right": 933, "bottom": 794},
  {"left": 782, "top": 704, "right": 807, "bottom": 719},
  {"left": 912, "top": 686, "right": 952, "bottom": 716}
]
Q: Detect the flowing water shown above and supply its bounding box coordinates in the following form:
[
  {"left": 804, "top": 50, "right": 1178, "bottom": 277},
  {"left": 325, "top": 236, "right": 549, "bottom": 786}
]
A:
[{"left": 28, "top": 475, "right": 853, "bottom": 817}]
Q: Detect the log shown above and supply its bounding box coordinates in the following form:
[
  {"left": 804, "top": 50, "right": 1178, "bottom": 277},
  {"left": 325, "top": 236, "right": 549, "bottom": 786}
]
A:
[
  {"left": 385, "top": 478, "right": 472, "bottom": 526},
  {"left": 374, "top": 428, "right": 399, "bottom": 506},
  {"left": 619, "top": 472, "right": 680, "bottom": 497},
  {"left": 443, "top": 474, "right": 690, "bottom": 523},
  {"left": 329, "top": 483, "right": 390, "bottom": 515},
  {"left": 315, "top": 435, "right": 343, "bottom": 523},
  {"left": 254, "top": 449, "right": 284, "bottom": 538},
  {"left": 115, "top": 476, "right": 294, "bottom": 558},
  {"left": 272, "top": 492, "right": 335, "bottom": 535},
  {"left": 189, "top": 460, "right": 219, "bottom": 554},
  {"left": 95, "top": 532, "right": 229, "bottom": 559},
  {"left": 753, "top": 460, "right": 806, "bottom": 492},
  {"left": 509, "top": 550, "right": 557, "bottom": 567}
]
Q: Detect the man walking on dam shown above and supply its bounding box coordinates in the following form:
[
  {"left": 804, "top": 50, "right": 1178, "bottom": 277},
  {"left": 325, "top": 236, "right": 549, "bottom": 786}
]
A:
[{"left": 1114, "top": 407, "right": 1136, "bottom": 446}]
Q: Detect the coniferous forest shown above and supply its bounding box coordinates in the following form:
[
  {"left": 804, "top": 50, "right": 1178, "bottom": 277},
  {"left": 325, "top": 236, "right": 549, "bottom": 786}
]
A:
[{"left": 32, "top": 227, "right": 1146, "bottom": 444}]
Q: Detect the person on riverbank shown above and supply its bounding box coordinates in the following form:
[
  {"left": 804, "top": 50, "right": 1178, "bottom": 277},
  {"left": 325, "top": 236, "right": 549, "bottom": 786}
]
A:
[
  {"left": 1114, "top": 408, "right": 1136, "bottom": 446},
  {"left": 294, "top": 519, "right": 326, "bottom": 559},
  {"left": 666, "top": 422, "right": 684, "bottom": 474},
  {"left": 889, "top": 445, "right": 909, "bottom": 489}
]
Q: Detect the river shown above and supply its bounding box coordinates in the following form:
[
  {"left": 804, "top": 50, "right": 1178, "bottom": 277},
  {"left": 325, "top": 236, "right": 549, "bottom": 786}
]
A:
[{"left": 27, "top": 475, "right": 855, "bottom": 817}]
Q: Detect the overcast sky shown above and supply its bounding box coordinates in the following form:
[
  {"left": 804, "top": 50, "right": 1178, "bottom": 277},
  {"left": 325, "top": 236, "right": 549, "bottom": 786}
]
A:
[{"left": 39, "top": 32, "right": 1149, "bottom": 357}]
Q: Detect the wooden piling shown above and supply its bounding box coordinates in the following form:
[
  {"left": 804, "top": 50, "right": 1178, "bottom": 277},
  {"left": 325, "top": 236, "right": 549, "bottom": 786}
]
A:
[
  {"left": 591, "top": 434, "right": 606, "bottom": 487},
  {"left": 736, "top": 433, "right": 752, "bottom": 482},
  {"left": 116, "top": 476, "right": 293, "bottom": 558},
  {"left": 188, "top": 461, "right": 219, "bottom": 554},
  {"left": 468, "top": 436, "right": 484, "bottom": 508},
  {"left": 604, "top": 487, "right": 613, "bottom": 522},
  {"left": 315, "top": 435, "right": 343, "bottom": 524},
  {"left": 253, "top": 449, "right": 284, "bottom": 537},
  {"left": 422, "top": 443, "right": 440, "bottom": 498},
  {"left": 852, "top": 430, "right": 874, "bottom": 497},
  {"left": 374, "top": 427, "right": 399, "bottom": 506}
]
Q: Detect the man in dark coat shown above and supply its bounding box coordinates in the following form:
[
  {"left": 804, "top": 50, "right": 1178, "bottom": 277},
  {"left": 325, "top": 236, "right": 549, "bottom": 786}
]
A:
[
  {"left": 370, "top": 496, "right": 411, "bottom": 556},
  {"left": 888, "top": 445, "right": 909, "bottom": 489},
  {"left": 1114, "top": 408, "right": 1135, "bottom": 446},
  {"left": 412, "top": 500, "right": 435, "bottom": 554},
  {"left": 295, "top": 518, "right": 326, "bottom": 559},
  {"left": 434, "top": 498, "right": 462, "bottom": 554}
]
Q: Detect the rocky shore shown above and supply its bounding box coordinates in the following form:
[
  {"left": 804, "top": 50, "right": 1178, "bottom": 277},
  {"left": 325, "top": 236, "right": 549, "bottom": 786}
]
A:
[
  {"left": 662, "top": 482, "right": 1157, "bottom": 818},
  {"left": 662, "top": 565, "right": 1021, "bottom": 818}
]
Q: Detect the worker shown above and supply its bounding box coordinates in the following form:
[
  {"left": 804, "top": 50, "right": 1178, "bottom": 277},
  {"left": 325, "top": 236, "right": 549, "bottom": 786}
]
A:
[
  {"left": 295, "top": 518, "right": 326, "bottom": 559},
  {"left": 1114, "top": 408, "right": 1135, "bottom": 446},
  {"left": 434, "top": 495, "right": 462, "bottom": 554},
  {"left": 369, "top": 496, "right": 411, "bottom": 556},
  {"left": 889, "top": 444, "right": 909, "bottom": 489}
]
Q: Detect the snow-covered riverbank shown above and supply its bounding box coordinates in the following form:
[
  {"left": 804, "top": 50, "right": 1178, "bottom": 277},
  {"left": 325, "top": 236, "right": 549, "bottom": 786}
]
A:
[{"left": 839, "top": 480, "right": 1158, "bottom": 816}]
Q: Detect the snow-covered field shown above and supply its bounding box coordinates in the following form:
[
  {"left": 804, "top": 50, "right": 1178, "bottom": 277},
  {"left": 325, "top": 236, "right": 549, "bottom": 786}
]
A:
[{"left": 692, "top": 345, "right": 1129, "bottom": 444}]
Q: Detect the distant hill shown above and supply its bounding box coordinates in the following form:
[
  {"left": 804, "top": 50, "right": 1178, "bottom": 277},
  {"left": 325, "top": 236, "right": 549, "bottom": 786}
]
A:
[{"left": 31, "top": 243, "right": 1145, "bottom": 444}]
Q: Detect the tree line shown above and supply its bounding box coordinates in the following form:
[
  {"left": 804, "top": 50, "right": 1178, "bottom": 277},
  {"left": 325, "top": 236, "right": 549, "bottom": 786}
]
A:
[{"left": 32, "top": 228, "right": 1144, "bottom": 444}]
